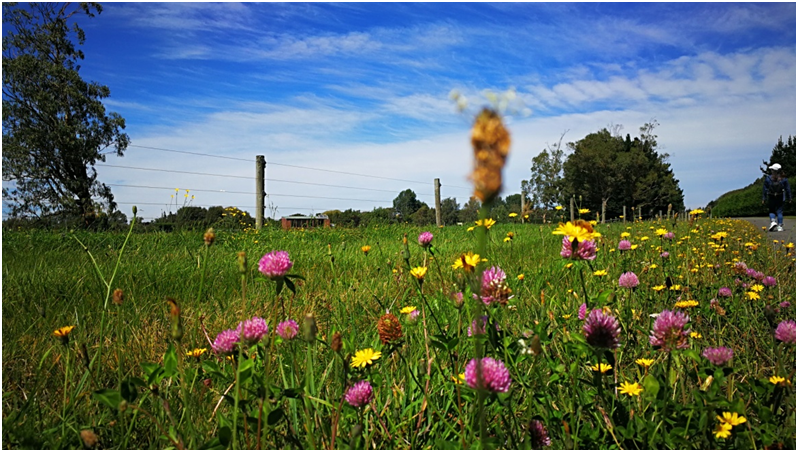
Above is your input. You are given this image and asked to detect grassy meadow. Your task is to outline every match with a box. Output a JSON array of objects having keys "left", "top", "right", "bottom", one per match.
[{"left": 2, "top": 215, "right": 796, "bottom": 449}]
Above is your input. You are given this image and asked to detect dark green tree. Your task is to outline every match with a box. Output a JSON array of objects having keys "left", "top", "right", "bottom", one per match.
[
  {"left": 763, "top": 135, "right": 795, "bottom": 178},
  {"left": 440, "top": 197, "right": 459, "bottom": 226},
  {"left": 392, "top": 189, "right": 422, "bottom": 220},
  {"left": 563, "top": 122, "right": 684, "bottom": 218},
  {"left": 2, "top": 2, "right": 129, "bottom": 226},
  {"left": 410, "top": 203, "right": 436, "bottom": 226},
  {"left": 459, "top": 196, "right": 481, "bottom": 223}
]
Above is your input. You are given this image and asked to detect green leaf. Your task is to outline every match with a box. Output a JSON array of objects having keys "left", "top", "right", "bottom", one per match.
[
  {"left": 597, "top": 289, "right": 614, "bottom": 305},
  {"left": 275, "top": 278, "right": 284, "bottom": 296},
  {"left": 683, "top": 349, "right": 701, "bottom": 362},
  {"left": 267, "top": 408, "right": 284, "bottom": 426},
  {"left": 642, "top": 374, "right": 660, "bottom": 400},
  {"left": 93, "top": 389, "right": 123, "bottom": 410},
  {"left": 238, "top": 358, "right": 255, "bottom": 386},
  {"left": 163, "top": 344, "right": 177, "bottom": 378},
  {"left": 120, "top": 379, "right": 138, "bottom": 403},
  {"left": 285, "top": 274, "right": 305, "bottom": 281},
  {"left": 430, "top": 340, "right": 447, "bottom": 352},
  {"left": 142, "top": 362, "right": 165, "bottom": 386},
  {"left": 284, "top": 277, "right": 296, "bottom": 295}
]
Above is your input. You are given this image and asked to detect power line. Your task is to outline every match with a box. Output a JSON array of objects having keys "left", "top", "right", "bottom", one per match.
[
  {"left": 127, "top": 144, "right": 251, "bottom": 162},
  {"left": 122, "top": 143, "right": 472, "bottom": 189},
  {"left": 108, "top": 183, "right": 253, "bottom": 195},
  {"left": 96, "top": 163, "right": 251, "bottom": 179}
]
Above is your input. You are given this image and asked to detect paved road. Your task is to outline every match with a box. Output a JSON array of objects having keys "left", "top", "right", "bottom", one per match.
[{"left": 732, "top": 217, "right": 796, "bottom": 242}]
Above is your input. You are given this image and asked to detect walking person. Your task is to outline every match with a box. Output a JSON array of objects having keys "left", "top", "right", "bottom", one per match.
[{"left": 762, "top": 163, "right": 792, "bottom": 232}]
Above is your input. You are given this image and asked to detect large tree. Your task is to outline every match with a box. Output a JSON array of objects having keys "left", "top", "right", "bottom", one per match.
[
  {"left": 392, "top": 189, "right": 422, "bottom": 220},
  {"left": 563, "top": 122, "right": 684, "bottom": 218},
  {"left": 3, "top": 2, "right": 129, "bottom": 225}
]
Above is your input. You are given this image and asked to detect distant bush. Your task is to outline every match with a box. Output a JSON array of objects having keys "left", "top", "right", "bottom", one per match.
[{"left": 709, "top": 177, "right": 795, "bottom": 217}]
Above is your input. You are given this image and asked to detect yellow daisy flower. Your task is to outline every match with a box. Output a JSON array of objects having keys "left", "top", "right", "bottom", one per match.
[
  {"left": 769, "top": 376, "right": 786, "bottom": 385},
  {"left": 618, "top": 381, "right": 643, "bottom": 396},
  {"left": 399, "top": 306, "right": 417, "bottom": 314},
  {"left": 636, "top": 358, "right": 655, "bottom": 368},
  {"left": 555, "top": 205, "right": 563, "bottom": 211},
  {"left": 410, "top": 267, "right": 428, "bottom": 280},
  {"left": 517, "top": 274, "right": 524, "bottom": 281},
  {"left": 655, "top": 228, "right": 668, "bottom": 237},
  {"left": 675, "top": 300, "right": 699, "bottom": 309},
  {"left": 620, "top": 232, "right": 631, "bottom": 238},
  {"left": 713, "top": 422, "right": 732, "bottom": 439},
  {"left": 590, "top": 363, "right": 612, "bottom": 374},
  {"left": 361, "top": 245, "right": 371, "bottom": 254},
  {"left": 452, "top": 252, "right": 483, "bottom": 271},
  {"left": 690, "top": 332, "right": 702, "bottom": 338},
  {"left": 579, "top": 208, "right": 590, "bottom": 214},
  {"left": 746, "top": 291, "right": 760, "bottom": 301},
  {"left": 652, "top": 285, "right": 666, "bottom": 292},
  {"left": 593, "top": 270, "right": 608, "bottom": 276},
  {"left": 509, "top": 212, "right": 518, "bottom": 218},
  {"left": 350, "top": 348, "right": 382, "bottom": 368},
  {"left": 717, "top": 412, "right": 746, "bottom": 427},
  {"left": 749, "top": 284, "right": 764, "bottom": 293},
  {"left": 186, "top": 348, "right": 208, "bottom": 358},
  {"left": 474, "top": 218, "right": 497, "bottom": 229},
  {"left": 54, "top": 325, "right": 75, "bottom": 338},
  {"left": 553, "top": 222, "right": 598, "bottom": 243}
]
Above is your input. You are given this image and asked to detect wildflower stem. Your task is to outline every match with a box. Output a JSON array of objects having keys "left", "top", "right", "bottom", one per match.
[
  {"left": 473, "top": 201, "right": 491, "bottom": 449},
  {"left": 577, "top": 265, "right": 589, "bottom": 308},
  {"left": 231, "top": 346, "right": 243, "bottom": 449}
]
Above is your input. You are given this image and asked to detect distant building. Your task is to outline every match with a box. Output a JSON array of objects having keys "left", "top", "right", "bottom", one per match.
[{"left": 281, "top": 214, "right": 330, "bottom": 230}]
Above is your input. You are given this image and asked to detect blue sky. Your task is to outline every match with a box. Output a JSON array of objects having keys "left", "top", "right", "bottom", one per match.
[{"left": 7, "top": 2, "right": 797, "bottom": 221}]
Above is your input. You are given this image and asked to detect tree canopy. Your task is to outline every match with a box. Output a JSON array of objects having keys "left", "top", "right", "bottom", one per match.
[
  {"left": 561, "top": 122, "right": 684, "bottom": 218},
  {"left": 2, "top": 2, "right": 129, "bottom": 226}
]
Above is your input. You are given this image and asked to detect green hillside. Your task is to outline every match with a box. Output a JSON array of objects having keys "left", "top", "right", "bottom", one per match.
[{"left": 709, "top": 176, "right": 796, "bottom": 217}]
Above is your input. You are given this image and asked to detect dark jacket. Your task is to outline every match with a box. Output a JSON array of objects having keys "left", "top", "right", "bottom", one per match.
[{"left": 763, "top": 175, "right": 792, "bottom": 202}]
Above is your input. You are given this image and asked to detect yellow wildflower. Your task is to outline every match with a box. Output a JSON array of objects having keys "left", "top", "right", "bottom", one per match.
[
  {"left": 553, "top": 221, "right": 599, "bottom": 243},
  {"left": 474, "top": 218, "right": 496, "bottom": 229},
  {"left": 509, "top": 212, "right": 518, "bottom": 218},
  {"left": 746, "top": 291, "right": 760, "bottom": 301},
  {"left": 593, "top": 269, "right": 608, "bottom": 276},
  {"left": 579, "top": 208, "right": 590, "bottom": 214},
  {"left": 361, "top": 245, "right": 371, "bottom": 254},
  {"left": 452, "top": 252, "right": 483, "bottom": 272},
  {"left": 555, "top": 205, "right": 563, "bottom": 210},
  {"left": 690, "top": 332, "right": 702, "bottom": 338},
  {"left": 652, "top": 285, "right": 666, "bottom": 292},
  {"left": 186, "top": 348, "right": 207, "bottom": 358},
  {"left": 618, "top": 381, "right": 643, "bottom": 396},
  {"left": 620, "top": 232, "right": 631, "bottom": 238},
  {"left": 350, "top": 348, "right": 382, "bottom": 368},
  {"left": 749, "top": 284, "right": 764, "bottom": 293},
  {"left": 717, "top": 412, "right": 746, "bottom": 427},
  {"left": 655, "top": 228, "right": 668, "bottom": 236},
  {"left": 636, "top": 358, "right": 655, "bottom": 368},
  {"left": 769, "top": 376, "right": 786, "bottom": 385},
  {"left": 675, "top": 300, "right": 699, "bottom": 309},
  {"left": 410, "top": 267, "right": 428, "bottom": 280},
  {"left": 399, "top": 306, "right": 417, "bottom": 314},
  {"left": 713, "top": 422, "right": 732, "bottom": 439},
  {"left": 517, "top": 274, "right": 524, "bottom": 281},
  {"left": 590, "top": 363, "right": 612, "bottom": 374}
]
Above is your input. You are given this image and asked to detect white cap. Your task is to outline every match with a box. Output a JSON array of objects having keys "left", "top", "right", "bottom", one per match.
[{"left": 769, "top": 163, "right": 782, "bottom": 171}]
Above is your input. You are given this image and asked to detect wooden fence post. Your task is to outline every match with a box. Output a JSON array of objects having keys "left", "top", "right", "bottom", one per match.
[
  {"left": 256, "top": 155, "right": 265, "bottom": 229},
  {"left": 570, "top": 196, "right": 575, "bottom": 223},
  {"left": 434, "top": 178, "right": 442, "bottom": 227},
  {"left": 623, "top": 205, "right": 626, "bottom": 224}
]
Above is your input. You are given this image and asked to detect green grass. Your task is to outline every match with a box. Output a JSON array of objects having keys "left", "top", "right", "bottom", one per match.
[{"left": 2, "top": 217, "right": 795, "bottom": 449}]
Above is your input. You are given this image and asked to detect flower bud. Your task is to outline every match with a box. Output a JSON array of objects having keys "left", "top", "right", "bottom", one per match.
[
  {"left": 131, "top": 205, "right": 137, "bottom": 216},
  {"left": 331, "top": 331, "right": 343, "bottom": 353},
  {"left": 112, "top": 288, "right": 124, "bottom": 305},
  {"left": 167, "top": 298, "right": 183, "bottom": 342},
  {"left": 302, "top": 313, "right": 318, "bottom": 342},
  {"left": 237, "top": 251, "right": 247, "bottom": 274},
  {"left": 203, "top": 228, "right": 215, "bottom": 247}
]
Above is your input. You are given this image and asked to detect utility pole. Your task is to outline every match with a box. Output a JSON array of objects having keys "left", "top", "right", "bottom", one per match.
[
  {"left": 256, "top": 155, "right": 265, "bottom": 229},
  {"left": 434, "top": 178, "right": 442, "bottom": 227}
]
